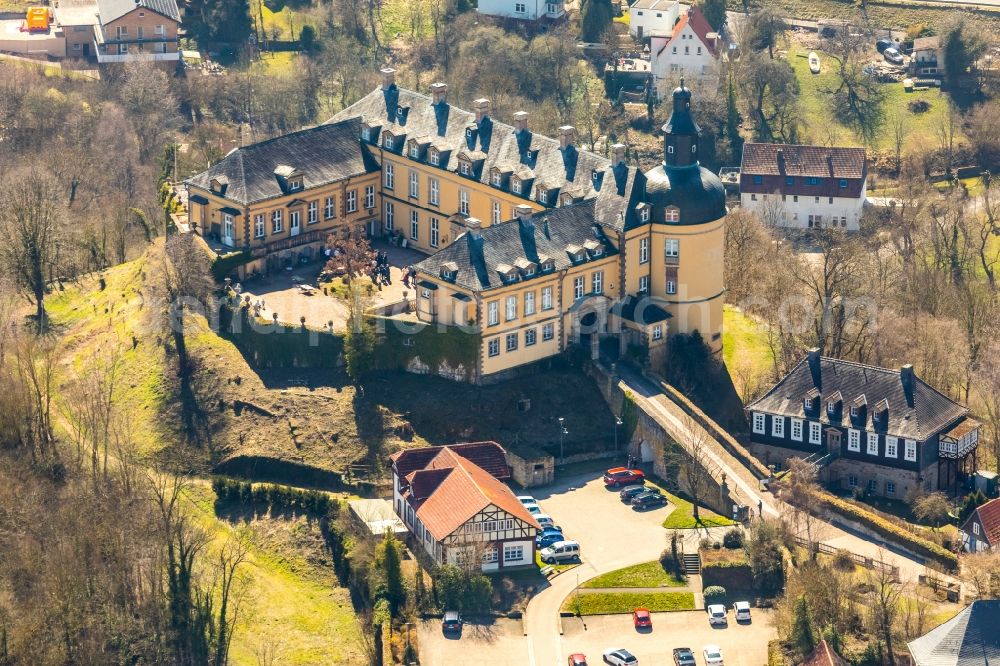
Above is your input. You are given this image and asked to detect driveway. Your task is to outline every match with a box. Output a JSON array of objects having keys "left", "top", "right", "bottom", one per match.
[
  {"left": 524, "top": 469, "right": 675, "bottom": 666},
  {"left": 418, "top": 619, "right": 528, "bottom": 666},
  {"left": 561, "top": 609, "right": 776, "bottom": 666}
]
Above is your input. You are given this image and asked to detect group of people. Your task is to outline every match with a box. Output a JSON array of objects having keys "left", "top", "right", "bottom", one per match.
[
  {"left": 401, "top": 266, "right": 418, "bottom": 289},
  {"left": 368, "top": 251, "right": 392, "bottom": 289}
]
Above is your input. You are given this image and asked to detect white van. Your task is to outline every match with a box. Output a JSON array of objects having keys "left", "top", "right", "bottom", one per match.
[{"left": 539, "top": 540, "right": 580, "bottom": 564}]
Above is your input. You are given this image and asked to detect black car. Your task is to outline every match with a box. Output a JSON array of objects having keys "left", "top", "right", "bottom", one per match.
[
  {"left": 632, "top": 490, "right": 668, "bottom": 509},
  {"left": 673, "top": 647, "right": 696, "bottom": 666},
  {"left": 619, "top": 485, "right": 647, "bottom": 503},
  {"left": 876, "top": 38, "right": 894, "bottom": 53}
]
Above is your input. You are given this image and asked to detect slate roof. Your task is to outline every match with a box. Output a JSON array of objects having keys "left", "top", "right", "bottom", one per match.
[
  {"left": 97, "top": 0, "right": 180, "bottom": 23},
  {"left": 962, "top": 497, "right": 1000, "bottom": 547},
  {"left": 746, "top": 354, "right": 969, "bottom": 441},
  {"left": 741, "top": 143, "right": 866, "bottom": 179},
  {"left": 391, "top": 444, "right": 539, "bottom": 541},
  {"left": 413, "top": 201, "right": 617, "bottom": 293},
  {"left": 327, "top": 86, "right": 611, "bottom": 204},
  {"left": 184, "top": 119, "right": 380, "bottom": 206},
  {"left": 907, "top": 601, "right": 1000, "bottom": 666}
]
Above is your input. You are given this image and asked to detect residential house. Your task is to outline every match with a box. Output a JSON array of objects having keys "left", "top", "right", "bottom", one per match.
[
  {"left": 907, "top": 601, "right": 1000, "bottom": 665},
  {"left": 184, "top": 119, "right": 381, "bottom": 275},
  {"left": 410, "top": 82, "right": 727, "bottom": 381},
  {"left": 739, "top": 143, "right": 868, "bottom": 230},
  {"left": 746, "top": 350, "right": 981, "bottom": 498},
  {"left": 389, "top": 442, "right": 540, "bottom": 571},
  {"left": 325, "top": 71, "right": 607, "bottom": 255},
  {"left": 959, "top": 497, "right": 1000, "bottom": 552},
  {"left": 476, "top": 0, "right": 565, "bottom": 22},
  {"left": 629, "top": 0, "right": 680, "bottom": 40},
  {"left": 93, "top": 0, "right": 180, "bottom": 64},
  {"left": 649, "top": 6, "right": 721, "bottom": 95},
  {"left": 911, "top": 36, "right": 942, "bottom": 77}
]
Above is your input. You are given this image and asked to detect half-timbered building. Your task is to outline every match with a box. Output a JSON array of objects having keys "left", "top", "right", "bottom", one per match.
[{"left": 389, "top": 442, "right": 540, "bottom": 571}]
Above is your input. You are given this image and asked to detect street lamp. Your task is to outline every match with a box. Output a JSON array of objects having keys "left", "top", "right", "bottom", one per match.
[
  {"left": 559, "top": 417, "right": 567, "bottom": 461},
  {"left": 614, "top": 416, "right": 623, "bottom": 453}
]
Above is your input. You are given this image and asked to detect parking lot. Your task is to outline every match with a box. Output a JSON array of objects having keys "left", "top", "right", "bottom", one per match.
[{"left": 418, "top": 608, "right": 776, "bottom": 666}]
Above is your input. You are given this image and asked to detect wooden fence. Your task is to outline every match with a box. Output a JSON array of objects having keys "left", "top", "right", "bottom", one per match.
[{"left": 791, "top": 535, "right": 900, "bottom": 581}]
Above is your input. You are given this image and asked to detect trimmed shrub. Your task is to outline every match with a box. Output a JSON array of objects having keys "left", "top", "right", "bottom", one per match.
[
  {"left": 704, "top": 585, "right": 727, "bottom": 604},
  {"left": 723, "top": 528, "right": 745, "bottom": 549}
]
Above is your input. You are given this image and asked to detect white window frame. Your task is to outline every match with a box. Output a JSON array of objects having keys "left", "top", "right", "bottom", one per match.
[
  {"left": 410, "top": 210, "right": 419, "bottom": 240},
  {"left": 460, "top": 161, "right": 471, "bottom": 176},
  {"left": 666, "top": 279, "right": 677, "bottom": 295},
  {"left": 409, "top": 170, "right": 419, "bottom": 199},
  {"left": 488, "top": 301, "right": 499, "bottom": 326},
  {"left": 525, "top": 328, "right": 537, "bottom": 346},
  {"left": 430, "top": 178, "right": 440, "bottom": 206},
  {"left": 973, "top": 522, "right": 981, "bottom": 536},
  {"left": 639, "top": 237, "right": 649, "bottom": 264},
  {"left": 514, "top": 2, "right": 526, "bottom": 12},
  {"left": 791, "top": 418, "right": 803, "bottom": 442},
  {"left": 542, "top": 323, "right": 554, "bottom": 341},
  {"left": 592, "top": 271, "right": 603, "bottom": 295},
  {"left": 752, "top": 412, "right": 765, "bottom": 434},
  {"left": 488, "top": 338, "right": 500, "bottom": 356},
  {"left": 639, "top": 275, "right": 649, "bottom": 293},
  {"left": 482, "top": 546, "right": 498, "bottom": 563},
  {"left": 324, "top": 196, "right": 335, "bottom": 220},
  {"left": 384, "top": 201, "right": 394, "bottom": 230},
  {"left": 365, "top": 186, "right": 375, "bottom": 209},
  {"left": 886, "top": 481, "right": 896, "bottom": 496},
  {"left": 506, "top": 333, "right": 518, "bottom": 352},
  {"left": 867, "top": 432, "right": 879, "bottom": 456},
  {"left": 430, "top": 218, "right": 439, "bottom": 248},
  {"left": 665, "top": 238, "right": 679, "bottom": 259},
  {"left": 384, "top": 162, "right": 394, "bottom": 189},
  {"left": 904, "top": 439, "right": 917, "bottom": 462},
  {"left": 505, "top": 295, "right": 517, "bottom": 321},
  {"left": 346, "top": 190, "right": 357, "bottom": 213},
  {"left": 492, "top": 201, "right": 502, "bottom": 225},
  {"left": 430, "top": 150, "right": 440, "bottom": 166},
  {"left": 573, "top": 276, "right": 585, "bottom": 300},
  {"left": 254, "top": 214, "right": 265, "bottom": 238},
  {"left": 525, "top": 291, "right": 535, "bottom": 315},
  {"left": 271, "top": 209, "right": 283, "bottom": 233},
  {"left": 652, "top": 324, "right": 663, "bottom": 341},
  {"left": 307, "top": 200, "right": 318, "bottom": 224},
  {"left": 885, "top": 436, "right": 898, "bottom": 458},
  {"left": 541, "top": 287, "right": 553, "bottom": 310},
  {"left": 809, "top": 421, "right": 821, "bottom": 445},
  {"left": 459, "top": 190, "right": 469, "bottom": 216},
  {"left": 772, "top": 417, "right": 784, "bottom": 438},
  {"left": 503, "top": 544, "right": 524, "bottom": 562},
  {"left": 848, "top": 429, "right": 861, "bottom": 452}
]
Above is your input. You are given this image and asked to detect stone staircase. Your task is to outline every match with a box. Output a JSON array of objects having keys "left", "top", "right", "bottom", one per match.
[{"left": 682, "top": 553, "right": 702, "bottom": 574}]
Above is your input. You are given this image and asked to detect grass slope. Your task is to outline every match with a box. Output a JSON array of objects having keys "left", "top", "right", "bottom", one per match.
[
  {"left": 788, "top": 44, "right": 960, "bottom": 153},
  {"left": 660, "top": 489, "right": 737, "bottom": 530},
  {"left": 582, "top": 561, "right": 686, "bottom": 588},
  {"left": 564, "top": 591, "right": 696, "bottom": 614},
  {"left": 723, "top": 305, "right": 775, "bottom": 378}
]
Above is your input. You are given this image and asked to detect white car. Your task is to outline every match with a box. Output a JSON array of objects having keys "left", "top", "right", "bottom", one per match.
[
  {"left": 703, "top": 645, "right": 724, "bottom": 666},
  {"left": 707, "top": 604, "right": 727, "bottom": 626},
  {"left": 603, "top": 647, "right": 639, "bottom": 665},
  {"left": 524, "top": 503, "right": 543, "bottom": 515},
  {"left": 535, "top": 513, "right": 558, "bottom": 530},
  {"left": 733, "top": 601, "right": 751, "bottom": 622},
  {"left": 517, "top": 495, "right": 536, "bottom": 505}
]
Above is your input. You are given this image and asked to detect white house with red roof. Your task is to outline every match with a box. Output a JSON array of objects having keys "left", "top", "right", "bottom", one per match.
[
  {"left": 960, "top": 497, "right": 1000, "bottom": 552},
  {"left": 649, "top": 6, "right": 722, "bottom": 94},
  {"left": 389, "top": 442, "right": 541, "bottom": 571}
]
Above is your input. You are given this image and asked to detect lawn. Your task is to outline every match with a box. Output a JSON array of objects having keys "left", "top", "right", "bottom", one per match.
[
  {"left": 787, "top": 44, "right": 961, "bottom": 153},
  {"left": 257, "top": 50, "right": 298, "bottom": 75},
  {"left": 723, "top": 305, "right": 775, "bottom": 392},
  {"left": 536, "top": 551, "right": 581, "bottom": 573},
  {"left": 727, "top": 0, "right": 1000, "bottom": 33},
  {"left": 581, "top": 561, "right": 686, "bottom": 588},
  {"left": 659, "top": 487, "right": 737, "bottom": 530},
  {"left": 563, "top": 591, "right": 696, "bottom": 615}
]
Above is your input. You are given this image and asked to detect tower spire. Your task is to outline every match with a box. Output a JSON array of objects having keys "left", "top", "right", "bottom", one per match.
[{"left": 662, "top": 80, "right": 700, "bottom": 168}]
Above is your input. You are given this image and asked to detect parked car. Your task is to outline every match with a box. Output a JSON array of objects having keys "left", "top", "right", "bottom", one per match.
[
  {"left": 703, "top": 645, "right": 724, "bottom": 666},
  {"left": 733, "top": 601, "right": 752, "bottom": 623},
  {"left": 604, "top": 467, "right": 645, "bottom": 487},
  {"left": 876, "top": 37, "right": 894, "bottom": 53},
  {"left": 603, "top": 648, "right": 639, "bottom": 665},
  {"left": 517, "top": 495, "right": 537, "bottom": 506},
  {"left": 619, "top": 485, "right": 648, "bottom": 502},
  {"left": 524, "top": 503, "right": 543, "bottom": 515},
  {"left": 536, "top": 529, "right": 566, "bottom": 549},
  {"left": 884, "top": 47, "right": 904, "bottom": 64},
  {"left": 707, "top": 604, "right": 727, "bottom": 626},
  {"left": 535, "top": 514, "right": 559, "bottom": 530},
  {"left": 442, "top": 611, "right": 462, "bottom": 633},
  {"left": 540, "top": 540, "right": 581, "bottom": 564},
  {"left": 673, "top": 648, "right": 696, "bottom": 666},
  {"left": 568, "top": 655, "right": 588, "bottom": 666},
  {"left": 632, "top": 608, "right": 652, "bottom": 630},
  {"left": 632, "top": 490, "right": 668, "bottom": 509}
]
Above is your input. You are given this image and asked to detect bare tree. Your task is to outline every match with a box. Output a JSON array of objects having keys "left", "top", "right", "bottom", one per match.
[
  {"left": 667, "top": 415, "right": 717, "bottom": 522},
  {"left": 865, "top": 559, "right": 904, "bottom": 666},
  {"left": 961, "top": 551, "right": 1000, "bottom": 599}
]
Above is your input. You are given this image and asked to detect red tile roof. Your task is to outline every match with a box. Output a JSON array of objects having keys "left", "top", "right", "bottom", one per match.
[
  {"left": 971, "top": 497, "right": 1000, "bottom": 546},
  {"left": 392, "top": 443, "right": 538, "bottom": 541},
  {"left": 801, "top": 640, "right": 849, "bottom": 666},
  {"left": 740, "top": 143, "right": 867, "bottom": 198},
  {"left": 657, "top": 6, "right": 717, "bottom": 56}
]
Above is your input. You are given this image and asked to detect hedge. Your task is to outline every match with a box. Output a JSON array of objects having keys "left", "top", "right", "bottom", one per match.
[
  {"left": 814, "top": 491, "right": 958, "bottom": 571},
  {"left": 701, "top": 561, "right": 753, "bottom": 590},
  {"left": 211, "top": 476, "right": 337, "bottom": 515},
  {"left": 212, "top": 250, "right": 253, "bottom": 283}
]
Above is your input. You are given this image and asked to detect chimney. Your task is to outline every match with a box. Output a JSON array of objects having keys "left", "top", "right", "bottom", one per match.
[
  {"left": 380, "top": 67, "right": 396, "bottom": 91},
  {"left": 559, "top": 125, "right": 576, "bottom": 150},
  {"left": 776, "top": 148, "right": 785, "bottom": 174},
  {"left": 473, "top": 98, "right": 491, "bottom": 123},
  {"left": 611, "top": 143, "right": 626, "bottom": 166},
  {"left": 515, "top": 204, "right": 533, "bottom": 225},
  {"left": 513, "top": 111, "right": 529, "bottom": 133},
  {"left": 900, "top": 364, "right": 915, "bottom": 405},
  {"left": 430, "top": 82, "right": 448, "bottom": 105},
  {"left": 826, "top": 153, "right": 834, "bottom": 176},
  {"left": 465, "top": 217, "right": 482, "bottom": 237},
  {"left": 807, "top": 347, "right": 821, "bottom": 388}
]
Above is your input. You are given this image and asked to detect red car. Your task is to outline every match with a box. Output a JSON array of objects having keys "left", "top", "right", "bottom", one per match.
[
  {"left": 633, "top": 608, "right": 652, "bottom": 630},
  {"left": 567, "top": 654, "right": 588, "bottom": 666},
  {"left": 604, "top": 467, "right": 645, "bottom": 487}
]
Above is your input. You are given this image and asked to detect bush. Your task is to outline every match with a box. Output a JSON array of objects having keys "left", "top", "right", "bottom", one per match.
[
  {"left": 723, "top": 529, "right": 745, "bottom": 549},
  {"left": 703, "top": 585, "right": 727, "bottom": 604},
  {"left": 211, "top": 476, "right": 338, "bottom": 516}
]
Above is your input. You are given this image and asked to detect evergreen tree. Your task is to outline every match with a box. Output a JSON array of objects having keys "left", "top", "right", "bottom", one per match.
[
  {"left": 791, "top": 595, "right": 816, "bottom": 655},
  {"left": 726, "top": 77, "right": 743, "bottom": 160},
  {"left": 695, "top": 0, "right": 727, "bottom": 32},
  {"left": 374, "top": 533, "right": 405, "bottom": 616},
  {"left": 580, "top": 0, "right": 613, "bottom": 43}
]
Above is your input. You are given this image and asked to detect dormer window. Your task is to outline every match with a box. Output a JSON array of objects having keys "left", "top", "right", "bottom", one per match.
[
  {"left": 288, "top": 177, "right": 302, "bottom": 192},
  {"left": 665, "top": 206, "right": 680, "bottom": 222},
  {"left": 430, "top": 149, "right": 440, "bottom": 166},
  {"left": 209, "top": 176, "right": 228, "bottom": 194},
  {"left": 383, "top": 133, "right": 395, "bottom": 150},
  {"left": 460, "top": 160, "right": 471, "bottom": 176},
  {"left": 850, "top": 406, "right": 859, "bottom": 418},
  {"left": 496, "top": 264, "right": 518, "bottom": 283},
  {"left": 636, "top": 203, "right": 651, "bottom": 223},
  {"left": 804, "top": 397, "right": 813, "bottom": 410},
  {"left": 363, "top": 127, "right": 372, "bottom": 142},
  {"left": 539, "top": 255, "right": 554, "bottom": 272},
  {"left": 537, "top": 187, "right": 548, "bottom": 204},
  {"left": 439, "top": 261, "right": 459, "bottom": 281},
  {"left": 827, "top": 402, "right": 836, "bottom": 414},
  {"left": 409, "top": 143, "right": 420, "bottom": 159},
  {"left": 512, "top": 178, "right": 522, "bottom": 195}
]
